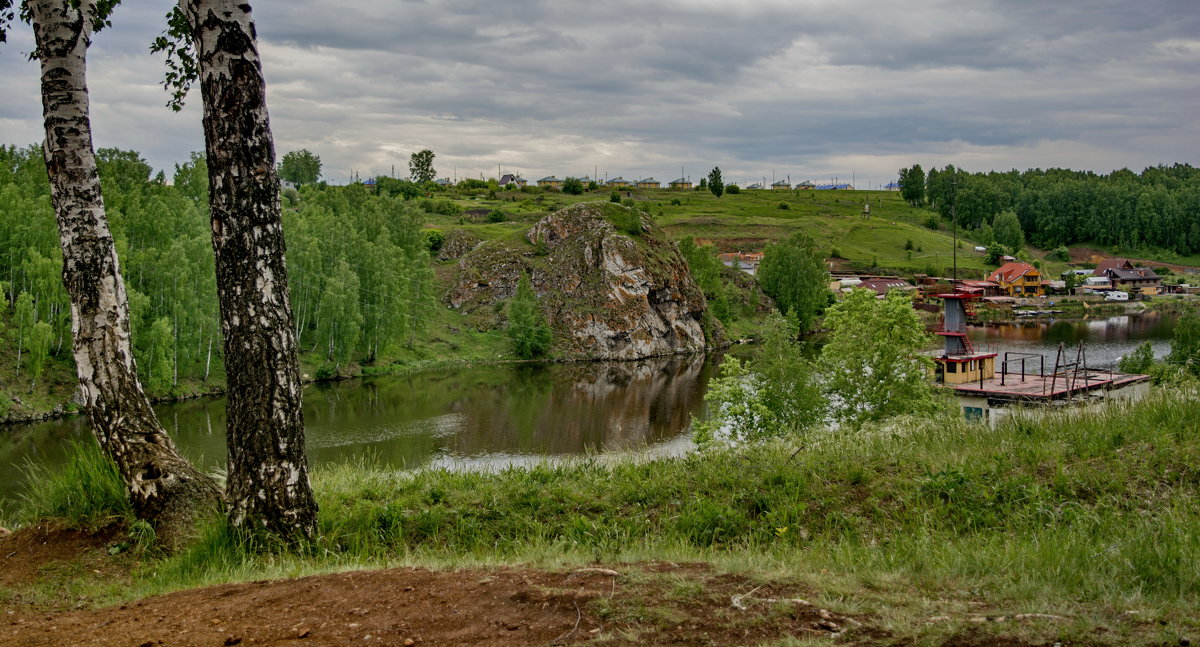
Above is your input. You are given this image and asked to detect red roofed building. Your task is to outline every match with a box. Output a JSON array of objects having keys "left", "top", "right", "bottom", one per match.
[{"left": 987, "top": 262, "right": 1043, "bottom": 297}]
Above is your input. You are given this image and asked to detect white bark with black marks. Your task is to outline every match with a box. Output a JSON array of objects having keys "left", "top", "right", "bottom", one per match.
[
  {"left": 182, "top": 0, "right": 318, "bottom": 540},
  {"left": 27, "top": 0, "right": 220, "bottom": 545}
]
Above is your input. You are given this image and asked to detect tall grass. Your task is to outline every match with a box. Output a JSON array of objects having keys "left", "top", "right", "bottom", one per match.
[
  {"left": 139, "top": 387, "right": 1200, "bottom": 619},
  {"left": 18, "top": 439, "right": 132, "bottom": 528}
]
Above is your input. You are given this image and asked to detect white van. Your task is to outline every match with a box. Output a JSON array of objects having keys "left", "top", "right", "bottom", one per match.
[{"left": 1105, "top": 291, "right": 1129, "bottom": 302}]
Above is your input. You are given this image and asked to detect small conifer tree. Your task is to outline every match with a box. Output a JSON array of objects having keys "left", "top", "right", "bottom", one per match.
[{"left": 508, "top": 272, "right": 552, "bottom": 359}]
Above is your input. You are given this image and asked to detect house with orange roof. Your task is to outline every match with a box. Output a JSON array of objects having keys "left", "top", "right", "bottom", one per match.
[{"left": 987, "top": 262, "right": 1044, "bottom": 297}]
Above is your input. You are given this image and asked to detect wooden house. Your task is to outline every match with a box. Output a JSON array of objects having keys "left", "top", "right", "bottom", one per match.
[
  {"left": 987, "top": 262, "right": 1044, "bottom": 297},
  {"left": 636, "top": 177, "right": 661, "bottom": 189},
  {"left": 669, "top": 178, "right": 692, "bottom": 190},
  {"left": 537, "top": 176, "right": 563, "bottom": 189}
]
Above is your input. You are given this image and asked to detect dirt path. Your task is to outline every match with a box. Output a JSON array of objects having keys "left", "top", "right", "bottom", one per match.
[{"left": 0, "top": 526, "right": 873, "bottom": 647}]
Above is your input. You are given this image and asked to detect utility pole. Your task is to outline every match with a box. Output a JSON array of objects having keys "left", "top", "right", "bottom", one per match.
[{"left": 951, "top": 176, "right": 959, "bottom": 284}]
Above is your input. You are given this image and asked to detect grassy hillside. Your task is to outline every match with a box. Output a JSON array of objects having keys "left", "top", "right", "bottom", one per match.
[{"left": 423, "top": 187, "right": 1028, "bottom": 279}]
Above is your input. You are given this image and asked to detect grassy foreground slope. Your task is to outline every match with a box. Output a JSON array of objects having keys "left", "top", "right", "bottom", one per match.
[{"left": 12, "top": 385, "right": 1196, "bottom": 645}]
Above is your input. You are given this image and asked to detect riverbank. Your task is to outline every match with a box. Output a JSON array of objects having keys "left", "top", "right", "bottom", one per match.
[
  {"left": 972, "top": 293, "right": 1195, "bottom": 323},
  {"left": 3, "top": 386, "right": 1198, "bottom": 645}
]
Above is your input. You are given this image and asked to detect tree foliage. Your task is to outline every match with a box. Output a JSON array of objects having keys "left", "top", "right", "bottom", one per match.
[
  {"left": 693, "top": 312, "right": 823, "bottom": 447},
  {"left": 678, "top": 237, "right": 730, "bottom": 325},
  {"left": 1118, "top": 341, "right": 1156, "bottom": 375},
  {"left": 819, "top": 289, "right": 942, "bottom": 428},
  {"left": 914, "top": 163, "right": 1200, "bottom": 255},
  {"left": 898, "top": 164, "right": 925, "bottom": 206},
  {"left": 278, "top": 148, "right": 321, "bottom": 186},
  {"left": 992, "top": 211, "right": 1025, "bottom": 251},
  {"left": 562, "top": 177, "right": 583, "bottom": 195},
  {"left": 507, "top": 271, "right": 551, "bottom": 359},
  {"left": 0, "top": 146, "right": 439, "bottom": 389},
  {"left": 409, "top": 149, "right": 436, "bottom": 184},
  {"left": 707, "top": 167, "right": 724, "bottom": 198},
  {"left": 756, "top": 232, "right": 828, "bottom": 332},
  {"left": 1168, "top": 308, "right": 1200, "bottom": 376}
]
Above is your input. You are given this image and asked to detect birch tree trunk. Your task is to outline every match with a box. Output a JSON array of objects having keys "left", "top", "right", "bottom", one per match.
[
  {"left": 27, "top": 0, "right": 220, "bottom": 545},
  {"left": 182, "top": 0, "right": 318, "bottom": 540}
]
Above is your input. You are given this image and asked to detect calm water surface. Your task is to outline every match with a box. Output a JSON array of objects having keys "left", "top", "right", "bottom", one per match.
[
  {"left": 0, "top": 354, "right": 723, "bottom": 505},
  {"left": 0, "top": 310, "right": 1180, "bottom": 508}
]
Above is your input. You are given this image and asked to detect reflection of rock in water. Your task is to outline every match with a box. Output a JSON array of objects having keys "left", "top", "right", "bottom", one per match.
[{"left": 446, "top": 355, "right": 711, "bottom": 456}]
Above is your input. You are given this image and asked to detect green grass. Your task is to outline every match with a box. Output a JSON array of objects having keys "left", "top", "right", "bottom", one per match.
[
  {"left": 102, "top": 387, "right": 1196, "bottom": 637},
  {"left": 432, "top": 188, "right": 995, "bottom": 276},
  {"left": 13, "top": 385, "right": 1200, "bottom": 642},
  {"left": 16, "top": 440, "right": 132, "bottom": 529}
]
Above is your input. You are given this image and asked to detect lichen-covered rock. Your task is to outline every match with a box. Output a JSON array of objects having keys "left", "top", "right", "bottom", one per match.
[
  {"left": 447, "top": 202, "right": 723, "bottom": 360},
  {"left": 437, "top": 228, "right": 482, "bottom": 261}
]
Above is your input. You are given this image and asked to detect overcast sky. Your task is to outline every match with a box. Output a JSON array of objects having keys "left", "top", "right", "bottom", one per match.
[{"left": 2, "top": 0, "right": 1198, "bottom": 188}]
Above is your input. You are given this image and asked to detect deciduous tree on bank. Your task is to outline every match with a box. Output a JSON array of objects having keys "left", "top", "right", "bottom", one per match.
[
  {"left": 756, "top": 232, "right": 829, "bottom": 333},
  {"left": 278, "top": 149, "right": 321, "bottom": 186},
  {"left": 176, "top": 0, "right": 319, "bottom": 540},
  {"left": 409, "top": 149, "right": 436, "bottom": 184},
  {"left": 2, "top": 0, "right": 220, "bottom": 544},
  {"left": 820, "top": 289, "right": 942, "bottom": 427}
]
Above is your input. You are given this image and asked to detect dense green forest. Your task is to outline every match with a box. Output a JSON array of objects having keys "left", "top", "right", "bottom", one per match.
[
  {"left": 0, "top": 145, "right": 435, "bottom": 396},
  {"left": 903, "top": 163, "right": 1200, "bottom": 255}
]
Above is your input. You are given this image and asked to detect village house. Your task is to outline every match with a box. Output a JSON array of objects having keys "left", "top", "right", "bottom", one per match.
[
  {"left": 1094, "top": 259, "right": 1162, "bottom": 296},
  {"left": 636, "top": 178, "right": 661, "bottom": 189},
  {"left": 498, "top": 174, "right": 528, "bottom": 187},
  {"left": 537, "top": 176, "right": 563, "bottom": 189},
  {"left": 987, "top": 262, "right": 1044, "bottom": 297},
  {"left": 669, "top": 178, "right": 692, "bottom": 190},
  {"left": 607, "top": 177, "right": 630, "bottom": 188},
  {"left": 745, "top": 182, "right": 764, "bottom": 190},
  {"left": 771, "top": 180, "right": 791, "bottom": 190},
  {"left": 795, "top": 181, "right": 815, "bottom": 190}
]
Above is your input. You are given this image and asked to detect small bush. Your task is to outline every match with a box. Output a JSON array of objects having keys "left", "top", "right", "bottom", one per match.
[
  {"left": 423, "top": 229, "right": 445, "bottom": 252},
  {"left": 777, "top": 201, "right": 790, "bottom": 210},
  {"left": 925, "top": 214, "right": 940, "bottom": 230},
  {"left": 725, "top": 184, "right": 740, "bottom": 195},
  {"left": 904, "top": 238, "right": 915, "bottom": 251},
  {"left": 19, "top": 441, "right": 131, "bottom": 527},
  {"left": 487, "top": 209, "right": 506, "bottom": 223},
  {"left": 281, "top": 187, "right": 300, "bottom": 206},
  {"left": 609, "top": 191, "right": 621, "bottom": 203},
  {"left": 670, "top": 198, "right": 682, "bottom": 206}
]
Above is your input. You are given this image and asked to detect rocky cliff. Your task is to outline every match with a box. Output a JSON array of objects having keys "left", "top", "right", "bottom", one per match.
[{"left": 446, "top": 202, "right": 722, "bottom": 360}]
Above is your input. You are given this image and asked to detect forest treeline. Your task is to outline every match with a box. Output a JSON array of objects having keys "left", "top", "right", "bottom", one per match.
[
  {"left": 0, "top": 145, "right": 436, "bottom": 394},
  {"left": 898, "top": 163, "right": 1200, "bottom": 255}
]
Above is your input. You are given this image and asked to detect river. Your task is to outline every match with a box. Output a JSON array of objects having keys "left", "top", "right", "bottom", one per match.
[{"left": 0, "top": 311, "right": 1180, "bottom": 508}]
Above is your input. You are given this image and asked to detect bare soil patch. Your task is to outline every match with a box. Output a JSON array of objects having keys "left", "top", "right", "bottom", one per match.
[
  {"left": 0, "top": 527, "right": 1076, "bottom": 646},
  {"left": 1069, "top": 246, "right": 1198, "bottom": 273}
]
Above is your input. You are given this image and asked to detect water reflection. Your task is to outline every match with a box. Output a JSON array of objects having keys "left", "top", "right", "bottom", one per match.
[
  {"left": 969, "top": 311, "right": 1178, "bottom": 369},
  {"left": 1, "top": 354, "right": 720, "bottom": 504}
]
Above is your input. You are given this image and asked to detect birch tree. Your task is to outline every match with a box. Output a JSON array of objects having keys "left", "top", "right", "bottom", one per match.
[
  {"left": 163, "top": 0, "right": 319, "bottom": 539},
  {"left": 1, "top": 0, "right": 220, "bottom": 543}
]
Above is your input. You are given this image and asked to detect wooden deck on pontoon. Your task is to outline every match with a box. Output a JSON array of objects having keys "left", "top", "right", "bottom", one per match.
[{"left": 948, "top": 371, "right": 1150, "bottom": 402}]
